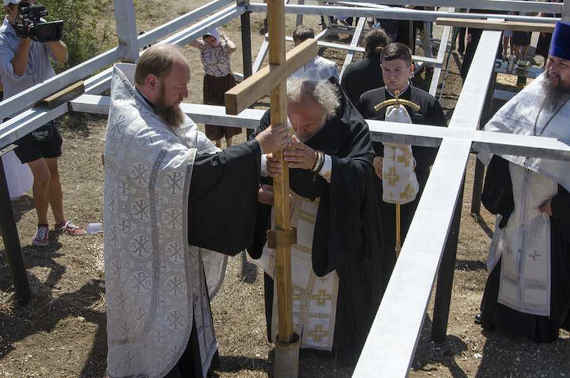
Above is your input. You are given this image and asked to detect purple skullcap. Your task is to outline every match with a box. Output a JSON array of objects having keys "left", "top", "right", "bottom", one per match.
[{"left": 549, "top": 21, "right": 570, "bottom": 60}]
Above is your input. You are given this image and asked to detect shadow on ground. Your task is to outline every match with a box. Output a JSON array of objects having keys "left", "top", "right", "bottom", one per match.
[
  {"left": 0, "top": 242, "right": 107, "bottom": 377},
  {"left": 412, "top": 315, "right": 469, "bottom": 378}
]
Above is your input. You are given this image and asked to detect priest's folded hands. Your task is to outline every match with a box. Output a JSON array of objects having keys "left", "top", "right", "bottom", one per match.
[{"left": 283, "top": 134, "right": 320, "bottom": 170}]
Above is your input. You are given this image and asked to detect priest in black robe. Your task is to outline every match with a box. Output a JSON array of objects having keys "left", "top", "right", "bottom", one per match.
[
  {"left": 248, "top": 78, "right": 393, "bottom": 366},
  {"left": 341, "top": 28, "right": 389, "bottom": 105},
  {"left": 358, "top": 42, "right": 446, "bottom": 261}
]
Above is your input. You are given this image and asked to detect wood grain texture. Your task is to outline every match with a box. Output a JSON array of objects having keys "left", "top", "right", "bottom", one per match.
[
  {"left": 224, "top": 38, "right": 317, "bottom": 115},
  {"left": 436, "top": 17, "right": 555, "bottom": 32}
]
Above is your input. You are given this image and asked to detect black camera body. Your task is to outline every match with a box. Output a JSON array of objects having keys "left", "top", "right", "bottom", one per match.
[{"left": 13, "top": 1, "right": 63, "bottom": 43}]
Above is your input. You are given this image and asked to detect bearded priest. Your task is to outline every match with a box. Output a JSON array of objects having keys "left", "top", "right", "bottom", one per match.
[
  {"left": 103, "top": 44, "right": 289, "bottom": 378},
  {"left": 478, "top": 21, "right": 570, "bottom": 343}
]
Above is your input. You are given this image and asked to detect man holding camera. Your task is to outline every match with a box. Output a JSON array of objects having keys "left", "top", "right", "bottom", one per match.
[{"left": 1, "top": 0, "right": 84, "bottom": 246}]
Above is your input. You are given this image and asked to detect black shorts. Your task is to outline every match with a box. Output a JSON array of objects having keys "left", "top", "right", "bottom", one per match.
[{"left": 13, "top": 121, "right": 63, "bottom": 164}]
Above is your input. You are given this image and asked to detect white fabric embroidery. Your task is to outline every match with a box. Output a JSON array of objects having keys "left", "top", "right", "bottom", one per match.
[
  {"left": 291, "top": 56, "right": 339, "bottom": 81},
  {"left": 479, "top": 73, "right": 570, "bottom": 192},
  {"left": 478, "top": 73, "right": 570, "bottom": 317},
  {"left": 492, "top": 163, "right": 556, "bottom": 316},
  {"left": 381, "top": 105, "right": 419, "bottom": 204},
  {"left": 104, "top": 63, "right": 226, "bottom": 378},
  {"left": 257, "top": 195, "right": 339, "bottom": 351}
]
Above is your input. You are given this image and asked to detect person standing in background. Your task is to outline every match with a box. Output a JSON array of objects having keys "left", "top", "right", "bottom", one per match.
[{"left": 190, "top": 29, "right": 240, "bottom": 148}]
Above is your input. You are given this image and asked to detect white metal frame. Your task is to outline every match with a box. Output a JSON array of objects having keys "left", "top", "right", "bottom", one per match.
[{"left": 1, "top": 1, "right": 569, "bottom": 377}]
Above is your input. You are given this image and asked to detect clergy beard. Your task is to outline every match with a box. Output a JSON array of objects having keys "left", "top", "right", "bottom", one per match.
[
  {"left": 154, "top": 85, "right": 185, "bottom": 128},
  {"left": 542, "top": 72, "right": 570, "bottom": 112},
  {"left": 155, "top": 104, "right": 185, "bottom": 129}
]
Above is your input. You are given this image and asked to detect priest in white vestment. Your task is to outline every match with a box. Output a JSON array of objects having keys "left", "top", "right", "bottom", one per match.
[
  {"left": 478, "top": 21, "right": 570, "bottom": 342},
  {"left": 104, "top": 45, "right": 288, "bottom": 378}
]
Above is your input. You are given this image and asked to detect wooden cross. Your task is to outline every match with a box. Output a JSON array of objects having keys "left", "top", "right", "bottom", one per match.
[{"left": 224, "top": 0, "right": 318, "bottom": 353}]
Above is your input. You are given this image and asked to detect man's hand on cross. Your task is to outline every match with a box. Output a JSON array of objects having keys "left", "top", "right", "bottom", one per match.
[{"left": 255, "top": 125, "right": 290, "bottom": 154}]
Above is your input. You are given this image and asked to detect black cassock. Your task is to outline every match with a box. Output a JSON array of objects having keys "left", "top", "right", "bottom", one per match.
[
  {"left": 358, "top": 85, "right": 446, "bottom": 259},
  {"left": 341, "top": 54, "right": 384, "bottom": 107},
  {"left": 480, "top": 156, "right": 570, "bottom": 342},
  {"left": 165, "top": 140, "right": 262, "bottom": 378},
  {"left": 248, "top": 86, "right": 393, "bottom": 365}
]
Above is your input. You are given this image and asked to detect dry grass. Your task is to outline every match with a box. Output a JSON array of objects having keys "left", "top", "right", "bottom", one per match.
[{"left": 1, "top": 3, "right": 570, "bottom": 377}]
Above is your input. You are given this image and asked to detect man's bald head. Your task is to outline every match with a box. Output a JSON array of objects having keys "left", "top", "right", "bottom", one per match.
[{"left": 135, "top": 44, "right": 189, "bottom": 87}]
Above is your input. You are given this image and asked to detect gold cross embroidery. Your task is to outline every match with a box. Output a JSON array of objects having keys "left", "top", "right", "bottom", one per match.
[
  {"left": 311, "top": 289, "right": 332, "bottom": 306},
  {"left": 397, "top": 149, "right": 412, "bottom": 167},
  {"left": 385, "top": 166, "right": 400, "bottom": 186},
  {"left": 308, "top": 324, "right": 329, "bottom": 342},
  {"left": 401, "top": 183, "right": 416, "bottom": 201},
  {"left": 292, "top": 287, "right": 306, "bottom": 301}
]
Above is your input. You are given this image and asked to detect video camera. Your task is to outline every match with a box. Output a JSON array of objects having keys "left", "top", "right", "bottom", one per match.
[{"left": 13, "top": 1, "right": 63, "bottom": 42}]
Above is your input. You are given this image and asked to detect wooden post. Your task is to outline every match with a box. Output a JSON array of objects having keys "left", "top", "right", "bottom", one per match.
[
  {"left": 223, "top": 6, "right": 317, "bottom": 375},
  {"left": 267, "top": 0, "right": 294, "bottom": 345},
  {"left": 0, "top": 148, "right": 30, "bottom": 305}
]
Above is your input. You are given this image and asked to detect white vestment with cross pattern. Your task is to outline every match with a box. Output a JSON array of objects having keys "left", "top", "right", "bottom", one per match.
[
  {"left": 480, "top": 74, "right": 570, "bottom": 316},
  {"left": 258, "top": 194, "right": 339, "bottom": 351},
  {"left": 104, "top": 63, "right": 227, "bottom": 378}
]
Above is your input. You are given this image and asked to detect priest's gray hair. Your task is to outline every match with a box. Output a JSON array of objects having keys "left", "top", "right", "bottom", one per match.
[{"left": 286, "top": 78, "right": 340, "bottom": 118}]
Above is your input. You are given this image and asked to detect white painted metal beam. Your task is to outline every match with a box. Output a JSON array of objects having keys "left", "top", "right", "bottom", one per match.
[
  {"left": 325, "top": 0, "right": 563, "bottom": 14},
  {"left": 0, "top": 48, "right": 119, "bottom": 119},
  {"left": 0, "top": 5, "right": 244, "bottom": 150},
  {"left": 137, "top": 0, "right": 234, "bottom": 48},
  {"left": 114, "top": 0, "right": 139, "bottom": 62},
  {"left": 368, "top": 120, "right": 570, "bottom": 161},
  {"left": 355, "top": 139, "right": 471, "bottom": 378},
  {"left": 247, "top": 4, "right": 560, "bottom": 24},
  {"left": 340, "top": 17, "right": 366, "bottom": 80},
  {"left": 159, "top": 6, "right": 245, "bottom": 47},
  {"left": 0, "top": 105, "right": 68, "bottom": 150},
  {"left": 284, "top": 37, "right": 442, "bottom": 66},
  {"left": 0, "top": 0, "right": 239, "bottom": 120},
  {"left": 429, "top": 25, "right": 451, "bottom": 96},
  {"left": 353, "top": 30, "right": 502, "bottom": 378},
  {"left": 68, "top": 95, "right": 265, "bottom": 129},
  {"left": 66, "top": 94, "right": 570, "bottom": 162},
  {"left": 253, "top": 38, "right": 270, "bottom": 73}
]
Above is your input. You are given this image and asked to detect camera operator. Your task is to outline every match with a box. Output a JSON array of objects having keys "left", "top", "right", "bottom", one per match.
[{"left": 1, "top": 0, "right": 84, "bottom": 247}]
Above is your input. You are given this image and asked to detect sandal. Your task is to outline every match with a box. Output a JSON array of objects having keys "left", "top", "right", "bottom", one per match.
[
  {"left": 55, "top": 221, "right": 86, "bottom": 236},
  {"left": 32, "top": 224, "right": 50, "bottom": 247}
]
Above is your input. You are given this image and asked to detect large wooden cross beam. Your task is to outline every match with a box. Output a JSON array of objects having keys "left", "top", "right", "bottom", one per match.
[{"left": 225, "top": 0, "right": 317, "bottom": 375}]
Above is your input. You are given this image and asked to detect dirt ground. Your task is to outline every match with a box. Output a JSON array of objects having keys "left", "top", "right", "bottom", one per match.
[{"left": 2, "top": 1, "right": 570, "bottom": 377}]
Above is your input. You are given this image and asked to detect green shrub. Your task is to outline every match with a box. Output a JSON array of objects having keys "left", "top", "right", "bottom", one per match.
[{"left": 41, "top": 0, "right": 103, "bottom": 70}]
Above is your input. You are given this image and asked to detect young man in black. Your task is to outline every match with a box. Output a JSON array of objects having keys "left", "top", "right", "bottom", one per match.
[{"left": 358, "top": 42, "right": 446, "bottom": 258}]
